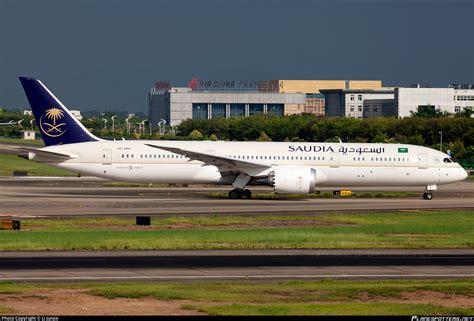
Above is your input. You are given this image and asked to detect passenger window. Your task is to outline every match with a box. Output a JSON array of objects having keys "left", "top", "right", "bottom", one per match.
[{"left": 443, "top": 158, "right": 452, "bottom": 163}]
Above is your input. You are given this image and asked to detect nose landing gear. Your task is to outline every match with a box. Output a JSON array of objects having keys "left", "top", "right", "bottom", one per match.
[
  {"left": 422, "top": 192, "right": 433, "bottom": 200},
  {"left": 422, "top": 184, "right": 437, "bottom": 200}
]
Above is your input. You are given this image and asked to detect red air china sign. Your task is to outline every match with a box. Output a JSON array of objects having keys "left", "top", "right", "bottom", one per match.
[{"left": 155, "top": 81, "right": 170, "bottom": 90}]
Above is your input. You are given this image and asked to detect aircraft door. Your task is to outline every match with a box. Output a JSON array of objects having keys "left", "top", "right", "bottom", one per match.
[
  {"left": 102, "top": 149, "right": 112, "bottom": 165},
  {"left": 329, "top": 152, "right": 339, "bottom": 168},
  {"left": 418, "top": 153, "right": 428, "bottom": 169}
]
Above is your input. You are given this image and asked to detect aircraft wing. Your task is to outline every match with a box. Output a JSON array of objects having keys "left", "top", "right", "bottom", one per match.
[
  {"left": 18, "top": 147, "right": 77, "bottom": 160},
  {"left": 145, "top": 143, "right": 270, "bottom": 174}
]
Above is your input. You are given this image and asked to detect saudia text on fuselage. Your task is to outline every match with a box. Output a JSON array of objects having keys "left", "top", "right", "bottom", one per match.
[{"left": 288, "top": 145, "right": 385, "bottom": 155}]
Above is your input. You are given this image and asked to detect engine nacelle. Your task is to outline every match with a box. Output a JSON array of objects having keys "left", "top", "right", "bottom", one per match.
[{"left": 268, "top": 166, "right": 317, "bottom": 194}]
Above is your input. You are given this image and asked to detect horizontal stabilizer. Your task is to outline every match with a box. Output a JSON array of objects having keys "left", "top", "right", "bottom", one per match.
[{"left": 16, "top": 147, "right": 76, "bottom": 160}]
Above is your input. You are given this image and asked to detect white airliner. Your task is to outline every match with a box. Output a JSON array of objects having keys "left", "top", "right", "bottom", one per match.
[{"left": 19, "top": 77, "right": 468, "bottom": 200}]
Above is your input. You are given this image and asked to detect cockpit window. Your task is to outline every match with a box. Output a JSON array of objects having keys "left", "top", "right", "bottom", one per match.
[{"left": 443, "top": 158, "right": 453, "bottom": 163}]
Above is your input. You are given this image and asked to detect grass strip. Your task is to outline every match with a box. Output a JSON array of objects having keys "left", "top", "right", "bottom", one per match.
[
  {"left": 0, "top": 154, "right": 76, "bottom": 177},
  {"left": 0, "top": 137, "right": 44, "bottom": 146},
  {"left": 1, "top": 279, "right": 473, "bottom": 315},
  {"left": 0, "top": 210, "right": 472, "bottom": 250}
]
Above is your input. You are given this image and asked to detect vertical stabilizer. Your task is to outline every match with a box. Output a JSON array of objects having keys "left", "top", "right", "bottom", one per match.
[{"left": 19, "top": 77, "right": 100, "bottom": 146}]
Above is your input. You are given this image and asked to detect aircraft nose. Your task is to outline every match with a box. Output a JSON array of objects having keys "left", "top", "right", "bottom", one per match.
[{"left": 459, "top": 167, "right": 468, "bottom": 181}]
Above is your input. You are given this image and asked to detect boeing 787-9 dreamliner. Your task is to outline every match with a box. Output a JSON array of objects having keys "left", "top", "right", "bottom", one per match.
[{"left": 18, "top": 77, "right": 468, "bottom": 200}]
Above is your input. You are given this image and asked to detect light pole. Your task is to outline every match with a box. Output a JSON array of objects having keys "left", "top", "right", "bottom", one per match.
[
  {"left": 125, "top": 116, "right": 132, "bottom": 134},
  {"left": 158, "top": 119, "right": 166, "bottom": 135},
  {"left": 170, "top": 120, "right": 181, "bottom": 134},
  {"left": 102, "top": 118, "right": 107, "bottom": 130},
  {"left": 141, "top": 120, "right": 148, "bottom": 136},
  {"left": 439, "top": 131, "right": 443, "bottom": 152},
  {"left": 29, "top": 119, "right": 35, "bottom": 130},
  {"left": 111, "top": 115, "right": 117, "bottom": 132}
]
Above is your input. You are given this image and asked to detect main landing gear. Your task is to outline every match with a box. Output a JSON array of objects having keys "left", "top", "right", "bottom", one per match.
[
  {"left": 229, "top": 173, "right": 252, "bottom": 199},
  {"left": 228, "top": 188, "right": 252, "bottom": 199}
]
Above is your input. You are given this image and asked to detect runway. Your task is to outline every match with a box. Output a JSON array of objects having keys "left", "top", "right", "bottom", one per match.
[
  {"left": 0, "top": 178, "right": 472, "bottom": 217},
  {"left": 1, "top": 250, "right": 473, "bottom": 282}
]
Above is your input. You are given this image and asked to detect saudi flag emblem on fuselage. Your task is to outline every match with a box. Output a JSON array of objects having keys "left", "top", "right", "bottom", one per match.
[{"left": 398, "top": 147, "right": 408, "bottom": 153}]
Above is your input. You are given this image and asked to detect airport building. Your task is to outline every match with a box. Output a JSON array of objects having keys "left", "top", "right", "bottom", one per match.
[
  {"left": 396, "top": 85, "right": 474, "bottom": 117},
  {"left": 149, "top": 80, "right": 306, "bottom": 126},
  {"left": 322, "top": 85, "right": 474, "bottom": 118},
  {"left": 322, "top": 89, "right": 395, "bottom": 118},
  {"left": 259, "top": 80, "right": 382, "bottom": 116},
  {"left": 149, "top": 79, "right": 384, "bottom": 126},
  {"left": 261, "top": 80, "right": 382, "bottom": 94}
]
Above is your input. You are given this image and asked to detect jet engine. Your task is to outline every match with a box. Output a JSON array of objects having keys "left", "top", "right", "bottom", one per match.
[{"left": 267, "top": 166, "right": 317, "bottom": 194}]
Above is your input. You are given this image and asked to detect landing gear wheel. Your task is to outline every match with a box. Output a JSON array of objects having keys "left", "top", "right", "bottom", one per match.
[
  {"left": 423, "top": 192, "right": 433, "bottom": 200},
  {"left": 228, "top": 189, "right": 242, "bottom": 199},
  {"left": 241, "top": 189, "right": 252, "bottom": 199}
]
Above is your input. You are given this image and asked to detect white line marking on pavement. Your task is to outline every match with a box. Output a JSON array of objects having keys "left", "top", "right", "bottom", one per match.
[{"left": 2, "top": 274, "right": 474, "bottom": 281}]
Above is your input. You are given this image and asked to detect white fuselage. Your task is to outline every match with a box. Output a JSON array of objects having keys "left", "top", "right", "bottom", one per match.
[{"left": 30, "top": 140, "right": 467, "bottom": 188}]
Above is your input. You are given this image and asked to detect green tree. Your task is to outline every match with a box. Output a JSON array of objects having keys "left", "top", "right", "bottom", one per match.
[
  {"left": 189, "top": 129, "right": 204, "bottom": 140},
  {"left": 410, "top": 105, "right": 451, "bottom": 118},
  {"left": 256, "top": 131, "right": 272, "bottom": 141},
  {"left": 455, "top": 107, "right": 473, "bottom": 118}
]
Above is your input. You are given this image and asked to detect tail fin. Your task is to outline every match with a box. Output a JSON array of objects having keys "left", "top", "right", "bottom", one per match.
[{"left": 19, "top": 77, "right": 100, "bottom": 146}]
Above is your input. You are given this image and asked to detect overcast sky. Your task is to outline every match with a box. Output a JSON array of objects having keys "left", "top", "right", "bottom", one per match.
[{"left": 1, "top": 0, "right": 472, "bottom": 112}]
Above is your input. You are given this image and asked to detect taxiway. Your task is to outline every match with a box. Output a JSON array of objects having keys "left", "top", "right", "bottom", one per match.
[
  {"left": 0, "top": 178, "right": 472, "bottom": 217},
  {"left": 1, "top": 250, "right": 473, "bottom": 282}
]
